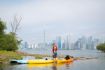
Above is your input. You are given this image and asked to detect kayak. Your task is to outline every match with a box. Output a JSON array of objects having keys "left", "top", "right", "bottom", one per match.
[
  {"left": 56, "top": 59, "right": 73, "bottom": 63},
  {"left": 27, "top": 62, "right": 70, "bottom": 68},
  {"left": 10, "top": 60, "right": 28, "bottom": 64},
  {"left": 27, "top": 62, "right": 73, "bottom": 68},
  {"left": 28, "top": 59, "right": 53, "bottom": 64},
  {"left": 10, "top": 58, "right": 73, "bottom": 64}
]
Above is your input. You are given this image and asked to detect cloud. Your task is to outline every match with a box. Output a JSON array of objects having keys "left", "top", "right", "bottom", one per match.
[
  {"left": 0, "top": 0, "right": 104, "bottom": 24},
  {"left": 0, "top": 0, "right": 105, "bottom": 42}
]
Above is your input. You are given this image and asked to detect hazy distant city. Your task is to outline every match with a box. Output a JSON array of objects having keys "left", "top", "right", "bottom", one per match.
[{"left": 20, "top": 36, "right": 105, "bottom": 50}]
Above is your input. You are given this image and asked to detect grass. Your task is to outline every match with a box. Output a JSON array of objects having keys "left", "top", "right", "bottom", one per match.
[
  {"left": 0, "top": 50, "right": 51, "bottom": 63},
  {"left": 0, "top": 51, "right": 22, "bottom": 63}
]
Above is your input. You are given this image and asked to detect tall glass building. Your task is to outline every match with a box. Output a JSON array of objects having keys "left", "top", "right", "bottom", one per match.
[{"left": 56, "top": 36, "right": 62, "bottom": 50}]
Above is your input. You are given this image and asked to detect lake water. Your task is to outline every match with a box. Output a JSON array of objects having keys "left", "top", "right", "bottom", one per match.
[{"left": 0, "top": 49, "right": 105, "bottom": 70}]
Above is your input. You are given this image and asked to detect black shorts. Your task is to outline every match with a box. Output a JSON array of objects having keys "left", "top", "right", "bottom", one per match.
[{"left": 53, "top": 52, "right": 57, "bottom": 58}]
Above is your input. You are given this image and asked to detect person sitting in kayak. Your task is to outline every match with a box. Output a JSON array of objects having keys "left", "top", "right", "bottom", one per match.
[{"left": 52, "top": 43, "right": 58, "bottom": 61}]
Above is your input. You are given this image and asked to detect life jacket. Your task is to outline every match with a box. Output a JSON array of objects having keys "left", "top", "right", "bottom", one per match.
[{"left": 52, "top": 45, "right": 57, "bottom": 53}]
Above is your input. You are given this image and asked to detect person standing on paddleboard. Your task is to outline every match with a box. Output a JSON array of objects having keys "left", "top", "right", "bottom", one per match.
[{"left": 52, "top": 43, "right": 58, "bottom": 61}]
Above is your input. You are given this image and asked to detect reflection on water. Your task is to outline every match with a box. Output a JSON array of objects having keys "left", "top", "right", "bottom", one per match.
[
  {"left": 65, "top": 62, "right": 72, "bottom": 70},
  {"left": 27, "top": 62, "right": 72, "bottom": 70},
  {"left": 0, "top": 62, "right": 73, "bottom": 70},
  {"left": 0, "top": 64, "right": 3, "bottom": 70},
  {"left": 52, "top": 63, "right": 57, "bottom": 70}
]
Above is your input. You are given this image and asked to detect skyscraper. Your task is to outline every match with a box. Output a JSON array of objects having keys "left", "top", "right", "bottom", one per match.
[
  {"left": 24, "top": 41, "right": 29, "bottom": 48},
  {"left": 56, "top": 36, "right": 62, "bottom": 50}
]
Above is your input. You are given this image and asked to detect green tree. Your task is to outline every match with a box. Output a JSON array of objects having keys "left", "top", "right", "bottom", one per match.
[
  {"left": 0, "top": 19, "right": 19, "bottom": 51},
  {"left": 96, "top": 43, "right": 105, "bottom": 52},
  {"left": 0, "top": 19, "right": 6, "bottom": 34}
]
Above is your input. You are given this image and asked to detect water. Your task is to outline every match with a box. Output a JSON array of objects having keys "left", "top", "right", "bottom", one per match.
[{"left": 0, "top": 50, "right": 105, "bottom": 70}]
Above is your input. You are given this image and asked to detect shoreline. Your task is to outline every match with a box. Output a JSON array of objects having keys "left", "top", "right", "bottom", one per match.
[{"left": 0, "top": 50, "right": 97, "bottom": 64}]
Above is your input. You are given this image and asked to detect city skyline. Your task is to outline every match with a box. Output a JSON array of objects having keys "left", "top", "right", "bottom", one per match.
[
  {"left": 0, "top": 0, "right": 105, "bottom": 43},
  {"left": 21, "top": 35, "right": 103, "bottom": 50}
]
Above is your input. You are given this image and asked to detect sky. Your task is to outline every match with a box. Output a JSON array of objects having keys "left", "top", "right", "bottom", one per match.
[{"left": 0, "top": 0, "right": 105, "bottom": 43}]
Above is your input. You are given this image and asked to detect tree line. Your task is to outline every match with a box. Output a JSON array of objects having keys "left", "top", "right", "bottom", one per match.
[
  {"left": 97, "top": 43, "right": 105, "bottom": 52},
  {"left": 0, "top": 17, "right": 21, "bottom": 51}
]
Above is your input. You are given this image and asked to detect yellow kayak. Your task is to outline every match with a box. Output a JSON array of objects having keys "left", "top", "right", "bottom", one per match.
[
  {"left": 57, "top": 58, "right": 73, "bottom": 63},
  {"left": 28, "top": 58, "right": 73, "bottom": 64},
  {"left": 28, "top": 59, "right": 53, "bottom": 64},
  {"left": 10, "top": 58, "right": 73, "bottom": 64}
]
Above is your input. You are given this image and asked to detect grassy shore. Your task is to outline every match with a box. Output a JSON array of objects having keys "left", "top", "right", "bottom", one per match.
[
  {"left": 0, "top": 50, "right": 52, "bottom": 64},
  {"left": 0, "top": 50, "right": 95, "bottom": 64},
  {"left": 0, "top": 51, "right": 23, "bottom": 64},
  {"left": 0, "top": 51, "right": 44, "bottom": 63},
  {"left": 0, "top": 50, "right": 66, "bottom": 64}
]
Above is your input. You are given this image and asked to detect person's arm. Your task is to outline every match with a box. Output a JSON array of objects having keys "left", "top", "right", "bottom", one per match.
[
  {"left": 56, "top": 46, "right": 58, "bottom": 51},
  {"left": 52, "top": 47, "right": 54, "bottom": 53}
]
